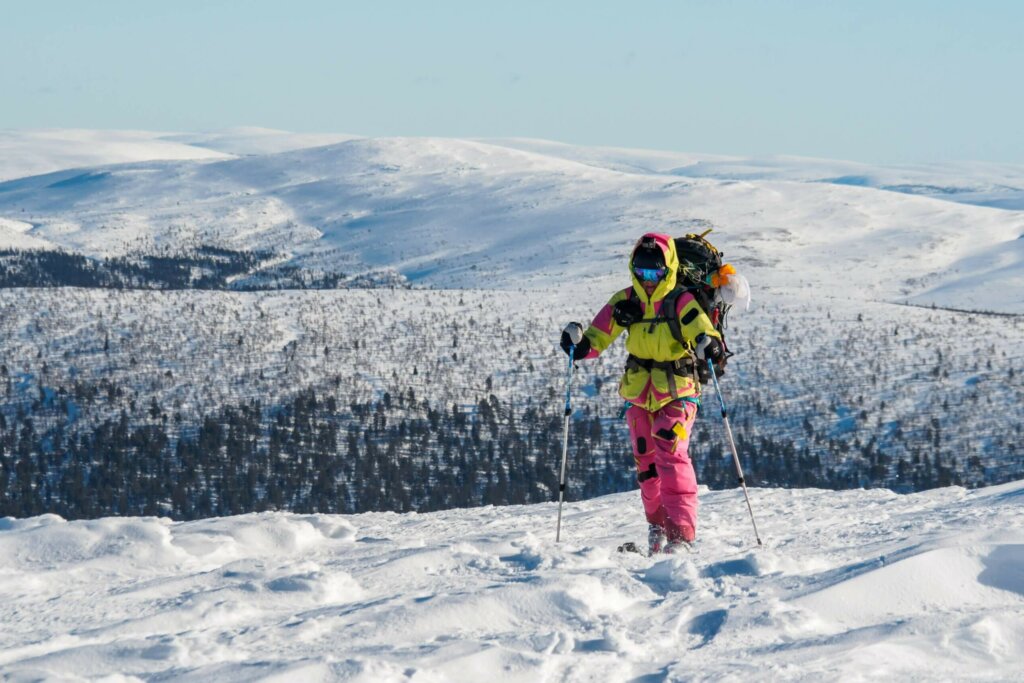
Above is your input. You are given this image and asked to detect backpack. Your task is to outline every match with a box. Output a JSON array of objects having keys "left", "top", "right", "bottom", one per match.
[
  {"left": 674, "top": 230, "right": 734, "bottom": 381},
  {"left": 621, "top": 230, "right": 734, "bottom": 384}
]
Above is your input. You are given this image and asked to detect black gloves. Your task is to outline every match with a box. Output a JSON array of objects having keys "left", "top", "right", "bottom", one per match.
[
  {"left": 560, "top": 322, "right": 592, "bottom": 359},
  {"left": 612, "top": 298, "right": 643, "bottom": 327},
  {"left": 694, "top": 334, "right": 724, "bottom": 362}
]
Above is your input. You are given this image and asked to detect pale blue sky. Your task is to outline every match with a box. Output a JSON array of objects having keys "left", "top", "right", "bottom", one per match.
[{"left": 3, "top": 1, "right": 1022, "bottom": 163}]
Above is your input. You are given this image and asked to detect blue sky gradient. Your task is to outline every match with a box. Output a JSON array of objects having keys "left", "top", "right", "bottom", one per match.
[{"left": 3, "top": 1, "right": 1022, "bottom": 163}]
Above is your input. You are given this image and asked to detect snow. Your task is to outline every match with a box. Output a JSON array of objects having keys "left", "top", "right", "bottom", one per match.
[
  {"left": 0, "top": 216, "right": 55, "bottom": 250},
  {"left": 904, "top": 236, "right": 1024, "bottom": 313},
  {"left": 487, "top": 140, "right": 1024, "bottom": 212},
  {"left": 161, "top": 127, "right": 362, "bottom": 156},
  {"left": 0, "top": 128, "right": 364, "bottom": 183},
  {"left": 2, "top": 482, "right": 1023, "bottom": 680},
  {"left": 1, "top": 130, "right": 1022, "bottom": 678},
  {"left": 0, "top": 129, "right": 232, "bottom": 182},
  {"left": 3, "top": 285, "right": 1021, "bottom": 493},
  {"left": 2, "top": 131, "right": 1023, "bottom": 312}
]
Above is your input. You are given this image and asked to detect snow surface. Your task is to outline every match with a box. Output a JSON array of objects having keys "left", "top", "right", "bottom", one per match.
[
  {"left": 488, "top": 139, "right": 1024, "bottom": 211},
  {"left": 0, "top": 128, "right": 363, "bottom": 182},
  {"left": 2, "top": 130, "right": 1023, "bottom": 680},
  {"left": 2, "top": 286, "right": 1021, "bottom": 485},
  {"left": 2, "top": 481, "right": 1023, "bottom": 681},
  {"left": 0, "top": 129, "right": 231, "bottom": 183},
  {"left": 1, "top": 131, "right": 1022, "bottom": 313},
  {"left": 162, "top": 127, "right": 362, "bottom": 156}
]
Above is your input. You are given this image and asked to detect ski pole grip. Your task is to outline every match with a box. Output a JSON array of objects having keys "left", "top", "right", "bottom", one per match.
[{"left": 563, "top": 322, "right": 584, "bottom": 346}]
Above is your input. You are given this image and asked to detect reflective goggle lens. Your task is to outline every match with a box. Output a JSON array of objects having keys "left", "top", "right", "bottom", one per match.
[{"left": 634, "top": 267, "right": 667, "bottom": 282}]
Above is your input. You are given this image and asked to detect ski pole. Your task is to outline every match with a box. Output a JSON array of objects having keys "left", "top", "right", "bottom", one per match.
[
  {"left": 706, "top": 358, "right": 763, "bottom": 547},
  {"left": 555, "top": 327, "right": 581, "bottom": 542}
]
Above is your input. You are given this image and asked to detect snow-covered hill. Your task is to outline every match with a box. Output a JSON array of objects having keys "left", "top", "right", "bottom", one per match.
[
  {"left": 2, "top": 286, "right": 1021, "bottom": 493},
  {"left": 1, "top": 132, "right": 1022, "bottom": 312},
  {"left": 0, "top": 129, "right": 231, "bottom": 182},
  {"left": 0, "top": 128, "right": 363, "bottom": 183},
  {"left": 488, "top": 138, "right": 1024, "bottom": 210},
  {"left": 2, "top": 481, "right": 1022, "bottom": 681},
  {"left": 162, "top": 126, "right": 361, "bottom": 156},
  {"left": 1, "top": 130, "right": 1023, "bottom": 680},
  {"left": 0, "top": 130, "right": 1021, "bottom": 521}
]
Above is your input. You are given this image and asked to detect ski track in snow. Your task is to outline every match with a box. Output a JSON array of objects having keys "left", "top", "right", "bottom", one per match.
[{"left": 2, "top": 482, "right": 1023, "bottom": 681}]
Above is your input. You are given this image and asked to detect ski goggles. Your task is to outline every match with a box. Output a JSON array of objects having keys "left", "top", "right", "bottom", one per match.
[{"left": 634, "top": 266, "right": 668, "bottom": 283}]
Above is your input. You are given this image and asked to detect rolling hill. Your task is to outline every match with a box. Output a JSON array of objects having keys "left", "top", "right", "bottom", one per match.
[{"left": 1, "top": 133, "right": 1021, "bottom": 312}]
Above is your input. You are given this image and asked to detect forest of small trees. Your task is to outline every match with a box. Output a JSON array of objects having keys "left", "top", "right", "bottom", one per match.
[
  {"left": 1, "top": 372, "right": 1012, "bottom": 521},
  {"left": 0, "top": 247, "right": 352, "bottom": 290},
  {"left": 1, "top": 284, "right": 1020, "bottom": 522}
]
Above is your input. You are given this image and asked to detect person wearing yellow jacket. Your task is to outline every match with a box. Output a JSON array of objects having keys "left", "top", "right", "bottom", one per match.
[{"left": 560, "top": 232, "right": 723, "bottom": 553}]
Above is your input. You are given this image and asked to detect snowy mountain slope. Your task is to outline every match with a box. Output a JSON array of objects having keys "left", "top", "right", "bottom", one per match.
[
  {"left": 479, "top": 137, "right": 730, "bottom": 175},
  {"left": 0, "top": 129, "right": 232, "bottom": 182},
  {"left": 904, "top": 236, "right": 1024, "bottom": 313},
  {"left": 1, "top": 136, "right": 1022, "bottom": 312},
  {"left": 489, "top": 138, "right": 1024, "bottom": 211},
  {"left": 2, "top": 481, "right": 1022, "bottom": 681},
  {"left": 0, "top": 128, "right": 364, "bottom": 183},
  {"left": 668, "top": 157, "right": 1024, "bottom": 211},
  {"left": 2, "top": 131, "right": 1023, "bottom": 680},
  {"left": 2, "top": 285, "right": 1021, "bottom": 515},
  {"left": 160, "top": 126, "right": 362, "bottom": 156},
  {"left": 0, "top": 216, "right": 54, "bottom": 250}
]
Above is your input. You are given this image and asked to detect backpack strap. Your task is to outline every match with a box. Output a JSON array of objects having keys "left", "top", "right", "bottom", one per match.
[
  {"left": 626, "top": 287, "right": 695, "bottom": 399},
  {"left": 624, "top": 286, "right": 690, "bottom": 348},
  {"left": 661, "top": 287, "right": 689, "bottom": 349}
]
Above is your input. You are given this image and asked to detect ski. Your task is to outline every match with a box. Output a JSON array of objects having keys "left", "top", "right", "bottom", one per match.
[
  {"left": 617, "top": 541, "right": 647, "bottom": 556},
  {"left": 617, "top": 540, "right": 696, "bottom": 557}
]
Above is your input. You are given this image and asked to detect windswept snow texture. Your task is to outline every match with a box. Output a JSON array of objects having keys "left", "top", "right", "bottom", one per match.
[
  {"left": 1, "top": 132, "right": 1022, "bottom": 312},
  {"left": 2, "top": 482, "right": 1023, "bottom": 681}
]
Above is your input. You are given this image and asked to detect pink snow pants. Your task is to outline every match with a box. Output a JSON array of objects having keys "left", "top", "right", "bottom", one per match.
[{"left": 626, "top": 400, "right": 699, "bottom": 542}]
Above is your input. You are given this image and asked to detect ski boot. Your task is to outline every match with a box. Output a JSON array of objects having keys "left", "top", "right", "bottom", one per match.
[
  {"left": 662, "top": 538, "right": 693, "bottom": 554},
  {"left": 647, "top": 523, "right": 667, "bottom": 555},
  {"left": 663, "top": 521, "right": 695, "bottom": 554}
]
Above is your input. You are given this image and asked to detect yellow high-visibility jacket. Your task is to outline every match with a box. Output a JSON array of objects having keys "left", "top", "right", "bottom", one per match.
[{"left": 581, "top": 232, "right": 720, "bottom": 412}]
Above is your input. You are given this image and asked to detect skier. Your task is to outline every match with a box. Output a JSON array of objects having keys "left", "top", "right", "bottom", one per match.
[{"left": 560, "top": 232, "right": 724, "bottom": 554}]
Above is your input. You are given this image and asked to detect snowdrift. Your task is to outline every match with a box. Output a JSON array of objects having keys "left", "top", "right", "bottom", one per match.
[{"left": 2, "top": 482, "right": 1023, "bottom": 681}]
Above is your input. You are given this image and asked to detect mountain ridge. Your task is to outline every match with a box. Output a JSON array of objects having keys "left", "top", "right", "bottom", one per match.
[{"left": 1, "top": 132, "right": 1021, "bottom": 312}]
